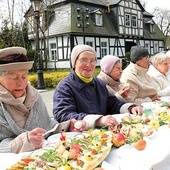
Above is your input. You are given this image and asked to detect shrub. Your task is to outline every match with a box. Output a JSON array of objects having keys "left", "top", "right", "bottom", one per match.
[
  {"left": 28, "top": 68, "right": 101, "bottom": 89},
  {"left": 28, "top": 71, "right": 70, "bottom": 88}
]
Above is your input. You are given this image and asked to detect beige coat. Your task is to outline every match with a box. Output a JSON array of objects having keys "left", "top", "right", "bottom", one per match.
[
  {"left": 120, "top": 62, "right": 158, "bottom": 104},
  {"left": 97, "top": 71, "right": 128, "bottom": 102}
]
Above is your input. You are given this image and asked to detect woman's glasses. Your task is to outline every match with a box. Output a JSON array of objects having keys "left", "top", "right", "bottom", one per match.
[
  {"left": 77, "top": 58, "right": 97, "bottom": 66},
  {"left": 143, "top": 56, "right": 150, "bottom": 61}
]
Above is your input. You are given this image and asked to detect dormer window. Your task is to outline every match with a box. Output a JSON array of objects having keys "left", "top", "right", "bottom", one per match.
[
  {"left": 91, "top": 10, "right": 103, "bottom": 26},
  {"left": 95, "top": 13, "right": 103, "bottom": 26},
  {"left": 27, "top": 14, "right": 43, "bottom": 33},
  {"left": 125, "top": 13, "right": 137, "bottom": 28},
  {"left": 145, "top": 20, "right": 155, "bottom": 33},
  {"left": 28, "top": 16, "right": 34, "bottom": 32},
  {"left": 150, "top": 22, "right": 155, "bottom": 33}
]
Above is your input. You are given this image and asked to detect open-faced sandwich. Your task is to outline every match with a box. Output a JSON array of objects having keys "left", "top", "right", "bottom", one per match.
[{"left": 7, "top": 129, "right": 113, "bottom": 170}]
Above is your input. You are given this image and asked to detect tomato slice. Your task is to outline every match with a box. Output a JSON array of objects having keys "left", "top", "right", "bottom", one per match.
[
  {"left": 21, "top": 157, "right": 35, "bottom": 164},
  {"left": 71, "top": 144, "right": 81, "bottom": 154}
]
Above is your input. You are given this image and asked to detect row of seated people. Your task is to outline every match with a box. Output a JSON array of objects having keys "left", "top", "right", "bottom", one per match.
[
  {"left": 98, "top": 47, "right": 170, "bottom": 105},
  {"left": 0, "top": 45, "right": 169, "bottom": 154},
  {"left": 0, "top": 46, "right": 142, "bottom": 153},
  {"left": 53, "top": 45, "right": 170, "bottom": 124}
]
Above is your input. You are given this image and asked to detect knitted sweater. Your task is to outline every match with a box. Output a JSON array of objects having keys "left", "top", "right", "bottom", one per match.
[{"left": 0, "top": 93, "right": 70, "bottom": 153}]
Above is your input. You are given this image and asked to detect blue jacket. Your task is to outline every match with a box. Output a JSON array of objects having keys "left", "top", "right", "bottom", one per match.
[{"left": 53, "top": 70, "right": 125, "bottom": 122}]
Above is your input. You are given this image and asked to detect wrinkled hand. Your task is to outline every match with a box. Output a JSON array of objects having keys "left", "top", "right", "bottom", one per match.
[
  {"left": 27, "top": 128, "right": 46, "bottom": 149},
  {"left": 119, "top": 86, "right": 130, "bottom": 98},
  {"left": 69, "top": 119, "right": 86, "bottom": 132},
  {"left": 130, "top": 105, "right": 143, "bottom": 115},
  {"left": 95, "top": 115, "right": 119, "bottom": 127}
]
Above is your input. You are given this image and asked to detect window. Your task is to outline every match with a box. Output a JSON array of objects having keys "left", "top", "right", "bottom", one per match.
[
  {"left": 125, "top": 14, "right": 137, "bottom": 28},
  {"left": 150, "top": 23, "right": 154, "bottom": 33},
  {"left": 145, "top": 44, "right": 149, "bottom": 48},
  {"left": 154, "top": 43, "right": 158, "bottom": 53},
  {"left": 50, "top": 43, "right": 57, "bottom": 61},
  {"left": 101, "top": 42, "right": 107, "bottom": 56},
  {"left": 39, "top": 15, "right": 43, "bottom": 28},
  {"left": 131, "top": 15, "right": 137, "bottom": 27},
  {"left": 28, "top": 17, "right": 34, "bottom": 32},
  {"left": 95, "top": 13, "right": 103, "bottom": 26},
  {"left": 86, "top": 41, "right": 93, "bottom": 47},
  {"left": 125, "top": 14, "right": 130, "bottom": 26}
]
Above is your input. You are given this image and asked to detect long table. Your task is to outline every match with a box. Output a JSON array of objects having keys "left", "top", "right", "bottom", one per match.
[{"left": 2, "top": 106, "right": 170, "bottom": 170}]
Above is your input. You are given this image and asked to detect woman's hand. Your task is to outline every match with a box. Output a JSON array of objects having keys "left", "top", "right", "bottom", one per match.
[
  {"left": 69, "top": 119, "right": 86, "bottom": 132},
  {"left": 119, "top": 86, "right": 130, "bottom": 98},
  {"left": 129, "top": 105, "right": 143, "bottom": 115},
  {"left": 151, "top": 95, "right": 160, "bottom": 101},
  {"left": 27, "top": 128, "right": 46, "bottom": 149},
  {"left": 95, "top": 115, "right": 119, "bottom": 127}
]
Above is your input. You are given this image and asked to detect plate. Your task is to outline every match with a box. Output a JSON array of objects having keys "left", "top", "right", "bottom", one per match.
[
  {"left": 160, "top": 96, "right": 170, "bottom": 101},
  {"left": 47, "top": 132, "right": 81, "bottom": 143},
  {"left": 117, "top": 138, "right": 168, "bottom": 165},
  {"left": 143, "top": 129, "right": 158, "bottom": 140},
  {"left": 141, "top": 102, "right": 158, "bottom": 110}
]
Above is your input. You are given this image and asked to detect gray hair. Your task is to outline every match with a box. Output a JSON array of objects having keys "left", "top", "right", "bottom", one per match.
[{"left": 151, "top": 53, "right": 170, "bottom": 66}]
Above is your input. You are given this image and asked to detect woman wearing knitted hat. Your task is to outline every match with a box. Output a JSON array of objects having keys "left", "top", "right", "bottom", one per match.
[
  {"left": 97, "top": 55, "right": 130, "bottom": 102},
  {"left": 120, "top": 46, "right": 160, "bottom": 104},
  {"left": 53, "top": 44, "right": 143, "bottom": 129},
  {"left": 0, "top": 47, "right": 86, "bottom": 153}
]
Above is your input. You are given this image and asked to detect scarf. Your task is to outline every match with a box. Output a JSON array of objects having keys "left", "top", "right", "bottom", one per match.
[
  {"left": 76, "top": 72, "right": 93, "bottom": 83},
  {"left": 0, "top": 83, "right": 38, "bottom": 128}
]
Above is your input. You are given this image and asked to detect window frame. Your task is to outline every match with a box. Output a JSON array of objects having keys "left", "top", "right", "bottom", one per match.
[
  {"left": 95, "top": 12, "right": 103, "bottom": 26},
  {"left": 50, "top": 43, "right": 57, "bottom": 61},
  {"left": 101, "top": 42, "right": 107, "bottom": 57}
]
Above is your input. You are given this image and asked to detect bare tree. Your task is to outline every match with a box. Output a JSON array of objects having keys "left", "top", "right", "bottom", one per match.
[
  {"left": 152, "top": 8, "right": 170, "bottom": 37},
  {"left": 152, "top": 8, "right": 170, "bottom": 49}
]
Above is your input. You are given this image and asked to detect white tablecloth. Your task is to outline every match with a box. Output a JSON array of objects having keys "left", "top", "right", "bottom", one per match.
[
  {"left": 2, "top": 124, "right": 170, "bottom": 170},
  {"left": 103, "top": 125, "right": 170, "bottom": 170}
]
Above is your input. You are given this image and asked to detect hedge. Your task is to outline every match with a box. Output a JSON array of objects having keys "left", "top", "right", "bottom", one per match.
[{"left": 28, "top": 68, "right": 101, "bottom": 89}]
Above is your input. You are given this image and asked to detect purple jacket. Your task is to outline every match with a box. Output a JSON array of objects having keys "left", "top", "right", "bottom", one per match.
[{"left": 53, "top": 70, "right": 125, "bottom": 122}]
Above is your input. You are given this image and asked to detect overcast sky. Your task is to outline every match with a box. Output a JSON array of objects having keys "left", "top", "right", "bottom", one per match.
[
  {"left": 145, "top": 0, "right": 170, "bottom": 12},
  {"left": 0, "top": 0, "right": 170, "bottom": 24}
]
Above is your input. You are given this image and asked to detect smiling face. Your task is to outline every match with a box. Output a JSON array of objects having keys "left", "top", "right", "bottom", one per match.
[
  {"left": 74, "top": 51, "right": 96, "bottom": 78},
  {"left": 0, "top": 70, "right": 28, "bottom": 98}
]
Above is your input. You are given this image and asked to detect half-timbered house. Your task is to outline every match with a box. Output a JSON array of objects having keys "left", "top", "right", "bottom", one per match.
[{"left": 25, "top": 0, "right": 165, "bottom": 69}]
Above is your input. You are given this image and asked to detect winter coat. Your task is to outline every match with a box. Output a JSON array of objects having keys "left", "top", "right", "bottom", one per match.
[
  {"left": 97, "top": 70, "right": 128, "bottom": 102},
  {"left": 53, "top": 70, "right": 133, "bottom": 129},
  {"left": 120, "top": 62, "right": 158, "bottom": 104}
]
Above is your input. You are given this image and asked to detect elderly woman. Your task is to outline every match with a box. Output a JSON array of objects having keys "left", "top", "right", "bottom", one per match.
[
  {"left": 97, "top": 55, "right": 130, "bottom": 102},
  {"left": 120, "top": 46, "right": 160, "bottom": 104},
  {"left": 0, "top": 47, "right": 86, "bottom": 153},
  {"left": 148, "top": 53, "right": 170, "bottom": 96},
  {"left": 166, "top": 50, "right": 170, "bottom": 81},
  {"left": 53, "top": 44, "right": 142, "bottom": 128}
]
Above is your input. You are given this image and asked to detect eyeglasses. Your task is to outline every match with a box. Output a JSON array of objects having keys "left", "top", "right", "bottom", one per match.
[
  {"left": 143, "top": 56, "right": 150, "bottom": 61},
  {"left": 77, "top": 58, "right": 97, "bottom": 66}
]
